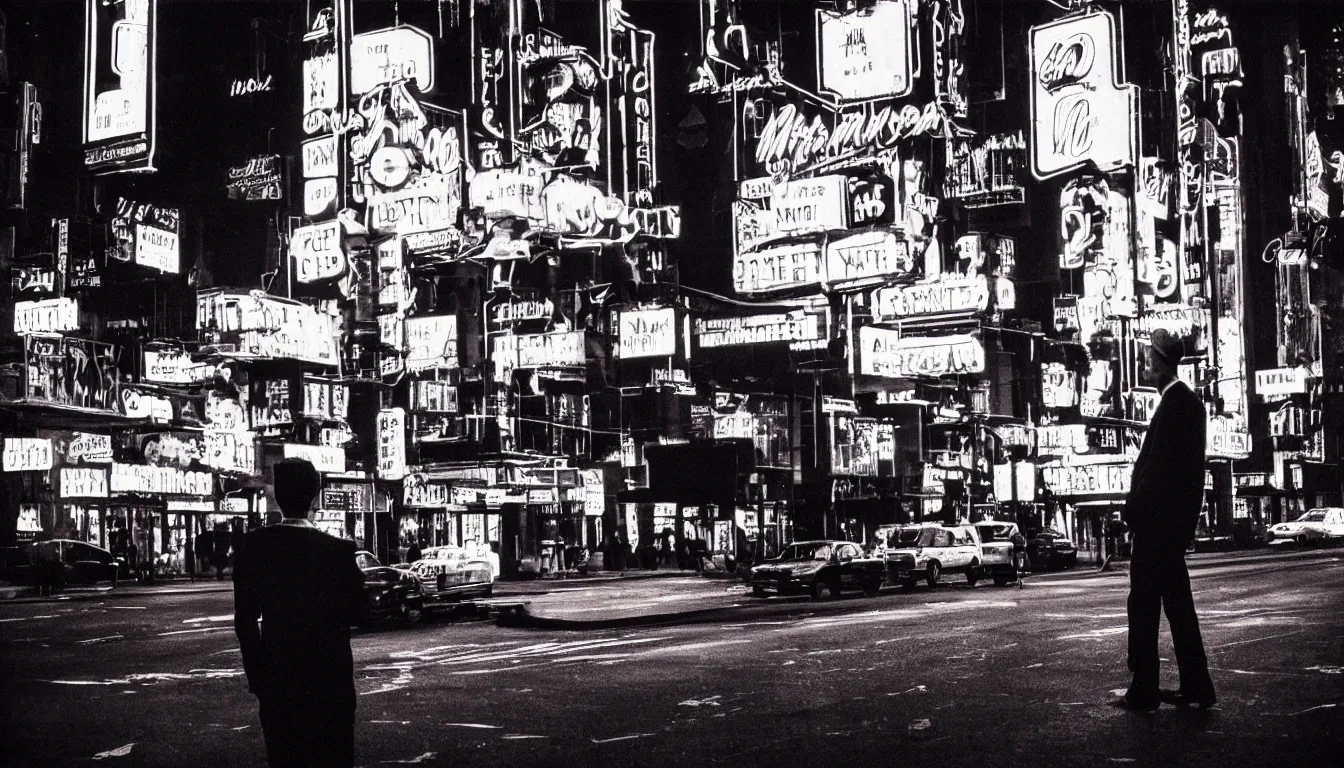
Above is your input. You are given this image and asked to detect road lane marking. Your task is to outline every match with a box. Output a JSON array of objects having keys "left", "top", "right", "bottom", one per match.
[
  {"left": 48, "top": 669, "right": 243, "bottom": 685},
  {"left": 183, "top": 614, "right": 233, "bottom": 624},
  {"left": 78, "top": 635, "right": 124, "bottom": 644},
  {"left": 159, "top": 627, "right": 231, "bottom": 636},
  {"left": 91, "top": 743, "right": 135, "bottom": 760},
  {"left": 0, "top": 617, "right": 27, "bottom": 622},
  {"left": 380, "top": 752, "right": 437, "bottom": 764},
  {"left": 590, "top": 733, "right": 657, "bottom": 744},
  {"left": 501, "top": 735, "right": 547, "bottom": 740},
  {"left": 442, "top": 723, "right": 502, "bottom": 729},
  {"left": 1210, "top": 629, "right": 1306, "bottom": 650},
  {"left": 110, "top": 606, "right": 146, "bottom": 610}
]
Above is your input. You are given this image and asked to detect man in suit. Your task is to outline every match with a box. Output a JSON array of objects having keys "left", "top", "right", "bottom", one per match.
[
  {"left": 1116, "top": 329, "right": 1217, "bottom": 711},
  {"left": 234, "top": 458, "right": 365, "bottom": 766}
]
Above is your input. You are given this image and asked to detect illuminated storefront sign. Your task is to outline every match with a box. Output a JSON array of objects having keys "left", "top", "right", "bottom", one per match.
[
  {"left": 618, "top": 308, "right": 677, "bottom": 359},
  {"left": 143, "top": 348, "right": 215, "bottom": 385},
  {"left": 14, "top": 298, "right": 79, "bottom": 335},
  {"left": 376, "top": 408, "right": 407, "bottom": 481},
  {"left": 815, "top": 0, "right": 914, "bottom": 102},
  {"left": 109, "top": 463, "right": 212, "bottom": 496},
  {"left": 943, "top": 132, "right": 1027, "bottom": 207},
  {"left": 755, "top": 101, "right": 946, "bottom": 178},
  {"left": 227, "top": 154, "right": 283, "bottom": 201},
  {"left": 874, "top": 274, "right": 989, "bottom": 320},
  {"left": 825, "top": 230, "right": 914, "bottom": 288},
  {"left": 1042, "top": 461, "right": 1133, "bottom": 496},
  {"left": 733, "top": 243, "right": 822, "bottom": 295},
  {"left": 714, "top": 411, "right": 757, "bottom": 441},
  {"left": 404, "top": 316, "right": 458, "bottom": 372},
  {"left": 1255, "top": 367, "right": 1309, "bottom": 399},
  {"left": 349, "top": 26, "right": 434, "bottom": 95},
  {"left": 771, "top": 176, "right": 848, "bottom": 234},
  {"left": 858, "top": 329, "right": 985, "bottom": 378},
  {"left": 111, "top": 197, "right": 180, "bottom": 274},
  {"left": 1042, "top": 363, "right": 1079, "bottom": 409},
  {"left": 1036, "top": 424, "right": 1089, "bottom": 456},
  {"left": 3, "top": 438, "right": 55, "bottom": 472},
  {"left": 196, "top": 291, "right": 339, "bottom": 366},
  {"left": 694, "top": 314, "right": 822, "bottom": 349},
  {"left": 22, "top": 336, "right": 121, "bottom": 413},
  {"left": 301, "top": 378, "right": 349, "bottom": 421},
  {"left": 1207, "top": 416, "right": 1251, "bottom": 459},
  {"left": 410, "top": 380, "right": 458, "bottom": 413},
  {"left": 82, "top": 0, "right": 157, "bottom": 172},
  {"left": 61, "top": 467, "right": 109, "bottom": 499},
  {"left": 283, "top": 443, "right": 347, "bottom": 474},
  {"left": 501, "top": 331, "right": 586, "bottom": 369},
  {"left": 203, "top": 430, "right": 256, "bottom": 475},
  {"left": 67, "top": 432, "right": 113, "bottom": 464},
  {"left": 290, "top": 220, "right": 345, "bottom": 283},
  {"left": 1029, "top": 11, "right": 1138, "bottom": 179}
]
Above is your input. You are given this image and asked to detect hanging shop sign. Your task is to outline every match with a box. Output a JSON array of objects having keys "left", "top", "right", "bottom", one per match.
[
  {"left": 21, "top": 335, "right": 121, "bottom": 412},
  {"left": 109, "top": 463, "right": 211, "bottom": 496},
  {"left": 694, "top": 313, "right": 822, "bottom": 349},
  {"left": 82, "top": 0, "right": 157, "bottom": 172},
  {"left": 138, "top": 431, "right": 205, "bottom": 468},
  {"left": 226, "top": 154, "right": 283, "bottom": 201},
  {"left": 349, "top": 26, "right": 435, "bottom": 96},
  {"left": 114, "top": 197, "right": 180, "bottom": 274},
  {"left": 204, "top": 391, "right": 247, "bottom": 433},
  {"left": 943, "top": 132, "right": 1027, "bottom": 208},
  {"left": 376, "top": 407, "right": 407, "bottom": 481},
  {"left": 301, "top": 377, "right": 349, "bottom": 421},
  {"left": 512, "top": 331, "right": 586, "bottom": 369},
  {"left": 1036, "top": 424, "right": 1089, "bottom": 456},
  {"left": 142, "top": 348, "right": 215, "bottom": 385},
  {"left": 1042, "top": 362, "right": 1079, "bottom": 409},
  {"left": 13, "top": 297, "right": 79, "bottom": 335},
  {"left": 282, "top": 443, "right": 346, "bottom": 474},
  {"left": 755, "top": 101, "right": 947, "bottom": 178},
  {"left": 1207, "top": 416, "right": 1251, "bottom": 460},
  {"left": 302, "top": 136, "right": 336, "bottom": 179},
  {"left": 410, "top": 380, "right": 458, "bottom": 413},
  {"left": 733, "top": 242, "right": 821, "bottom": 295},
  {"left": 195, "top": 291, "right": 339, "bottom": 366},
  {"left": 771, "top": 176, "right": 847, "bottom": 234},
  {"left": 1042, "top": 461, "right": 1132, "bottom": 496},
  {"left": 404, "top": 315, "right": 459, "bottom": 372},
  {"left": 367, "top": 180, "right": 458, "bottom": 237},
  {"left": 491, "top": 298, "right": 553, "bottom": 328},
  {"left": 858, "top": 329, "right": 985, "bottom": 378},
  {"left": 1028, "top": 11, "right": 1138, "bottom": 180},
  {"left": 469, "top": 160, "right": 548, "bottom": 222},
  {"left": 1255, "top": 367, "right": 1309, "bottom": 399},
  {"left": 714, "top": 410, "right": 757, "bottom": 441},
  {"left": 117, "top": 389, "right": 173, "bottom": 425},
  {"left": 60, "top": 466, "right": 109, "bottom": 499},
  {"left": 815, "top": 0, "right": 914, "bottom": 103},
  {"left": 993, "top": 462, "right": 1038, "bottom": 503},
  {"left": 203, "top": 429, "right": 256, "bottom": 475},
  {"left": 825, "top": 230, "right": 914, "bottom": 289},
  {"left": 249, "top": 378, "right": 293, "bottom": 432},
  {"left": 733, "top": 201, "right": 782, "bottom": 257},
  {"left": 67, "top": 432, "right": 113, "bottom": 464},
  {"left": 302, "top": 51, "right": 339, "bottom": 130},
  {"left": 874, "top": 275, "right": 988, "bottom": 322},
  {"left": 290, "top": 220, "right": 345, "bottom": 284},
  {"left": 3, "top": 438, "right": 55, "bottom": 472},
  {"left": 617, "top": 308, "right": 677, "bottom": 359},
  {"left": 401, "top": 474, "right": 451, "bottom": 509}
]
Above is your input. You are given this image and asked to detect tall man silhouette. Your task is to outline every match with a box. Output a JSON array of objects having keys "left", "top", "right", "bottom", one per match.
[
  {"left": 234, "top": 458, "right": 365, "bottom": 765},
  {"left": 1116, "top": 329, "right": 1217, "bottom": 711}
]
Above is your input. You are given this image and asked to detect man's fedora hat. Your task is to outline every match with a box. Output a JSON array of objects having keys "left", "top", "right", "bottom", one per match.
[{"left": 1148, "top": 328, "right": 1186, "bottom": 367}]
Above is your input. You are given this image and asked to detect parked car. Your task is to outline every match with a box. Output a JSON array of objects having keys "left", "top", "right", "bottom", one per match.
[
  {"left": 1266, "top": 508, "right": 1344, "bottom": 545},
  {"left": 356, "top": 551, "right": 426, "bottom": 624},
  {"left": 1024, "top": 526, "right": 1077, "bottom": 570},
  {"left": 26, "top": 540, "right": 125, "bottom": 586},
  {"left": 409, "top": 547, "right": 494, "bottom": 610},
  {"left": 883, "top": 524, "right": 983, "bottom": 588},
  {"left": 747, "top": 540, "right": 886, "bottom": 599},
  {"left": 972, "top": 521, "right": 1022, "bottom": 586}
]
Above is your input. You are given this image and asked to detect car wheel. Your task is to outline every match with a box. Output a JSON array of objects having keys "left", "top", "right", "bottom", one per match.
[
  {"left": 1298, "top": 535, "right": 1308, "bottom": 546},
  {"left": 752, "top": 585, "right": 767, "bottom": 597},
  {"left": 965, "top": 565, "right": 979, "bottom": 588},
  {"left": 401, "top": 602, "right": 425, "bottom": 624},
  {"left": 926, "top": 562, "right": 941, "bottom": 588},
  {"left": 812, "top": 578, "right": 835, "bottom": 601},
  {"left": 862, "top": 579, "right": 881, "bottom": 597}
]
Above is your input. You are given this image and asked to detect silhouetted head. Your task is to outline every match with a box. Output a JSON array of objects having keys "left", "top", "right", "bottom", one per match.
[{"left": 272, "top": 458, "right": 321, "bottom": 518}]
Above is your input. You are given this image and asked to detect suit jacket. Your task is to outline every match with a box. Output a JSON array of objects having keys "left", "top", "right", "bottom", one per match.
[
  {"left": 233, "top": 522, "right": 364, "bottom": 703},
  {"left": 1123, "top": 379, "right": 1207, "bottom": 546}
]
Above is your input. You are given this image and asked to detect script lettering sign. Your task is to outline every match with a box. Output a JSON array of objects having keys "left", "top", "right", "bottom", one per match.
[
  {"left": 1029, "top": 11, "right": 1138, "bottom": 180},
  {"left": 14, "top": 298, "right": 79, "bottom": 335},
  {"left": 733, "top": 243, "right": 822, "bottom": 295},
  {"left": 694, "top": 314, "right": 822, "bottom": 349},
  {"left": 875, "top": 275, "right": 989, "bottom": 320},
  {"left": 858, "top": 329, "right": 985, "bottom": 378},
  {"left": 618, "top": 308, "right": 677, "bottom": 359},
  {"left": 815, "top": 0, "right": 914, "bottom": 103},
  {"left": 290, "top": 220, "right": 345, "bottom": 283},
  {"left": 825, "top": 230, "right": 913, "bottom": 288}
]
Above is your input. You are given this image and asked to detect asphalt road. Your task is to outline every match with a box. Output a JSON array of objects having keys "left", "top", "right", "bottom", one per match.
[{"left": 2, "top": 552, "right": 1342, "bottom": 768}]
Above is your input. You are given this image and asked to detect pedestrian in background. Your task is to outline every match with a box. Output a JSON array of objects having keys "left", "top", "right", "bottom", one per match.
[
  {"left": 213, "top": 524, "right": 230, "bottom": 580},
  {"left": 234, "top": 458, "right": 364, "bottom": 767},
  {"left": 196, "top": 528, "right": 213, "bottom": 575},
  {"left": 1116, "top": 330, "right": 1216, "bottom": 712},
  {"left": 406, "top": 538, "right": 422, "bottom": 565}
]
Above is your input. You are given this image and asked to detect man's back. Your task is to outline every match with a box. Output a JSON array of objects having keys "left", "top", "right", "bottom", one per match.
[{"left": 233, "top": 524, "right": 363, "bottom": 698}]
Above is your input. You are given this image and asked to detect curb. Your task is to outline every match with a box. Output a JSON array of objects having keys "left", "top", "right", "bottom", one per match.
[{"left": 1, "top": 583, "right": 233, "bottom": 605}]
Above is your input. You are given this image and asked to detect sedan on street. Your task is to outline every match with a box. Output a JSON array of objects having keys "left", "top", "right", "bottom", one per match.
[
  {"left": 1025, "top": 527, "right": 1077, "bottom": 570},
  {"left": 748, "top": 540, "right": 885, "bottom": 599},
  {"left": 1266, "top": 508, "right": 1344, "bottom": 545},
  {"left": 356, "top": 550, "right": 426, "bottom": 624}
]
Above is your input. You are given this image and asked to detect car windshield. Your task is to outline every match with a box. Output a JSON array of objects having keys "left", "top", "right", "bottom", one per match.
[
  {"left": 894, "top": 528, "right": 925, "bottom": 546},
  {"left": 1298, "top": 511, "right": 1327, "bottom": 522},
  {"left": 977, "top": 524, "right": 1014, "bottom": 541},
  {"left": 778, "top": 543, "right": 833, "bottom": 561}
]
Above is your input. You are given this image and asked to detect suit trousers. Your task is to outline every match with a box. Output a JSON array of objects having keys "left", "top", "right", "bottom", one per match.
[
  {"left": 258, "top": 691, "right": 355, "bottom": 768},
  {"left": 1126, "top": 536, "right": 1214, "bottom": 696}
]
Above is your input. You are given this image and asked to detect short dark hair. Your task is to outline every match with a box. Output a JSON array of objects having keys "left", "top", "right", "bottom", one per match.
[{"left": 272, "top": 458, "right": 322, "bottom": 517}]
